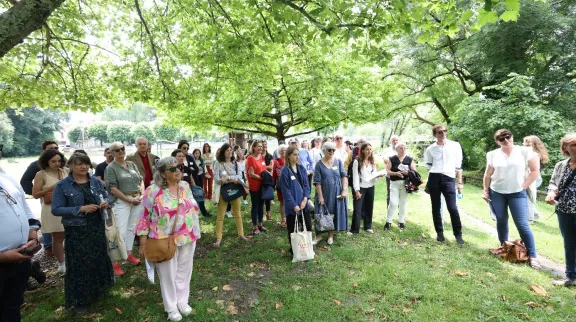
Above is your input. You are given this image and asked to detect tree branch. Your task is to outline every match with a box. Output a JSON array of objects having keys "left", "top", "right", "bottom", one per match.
[
  {"left": 432, "top": 97, "right": 451, "bottom": 124},
  {"left": 412, "top": 109, "right": 435, "bottom": 126}
]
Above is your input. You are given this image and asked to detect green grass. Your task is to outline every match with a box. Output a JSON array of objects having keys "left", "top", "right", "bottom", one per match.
[{"left": 21, "top": 167, "right": 576, "bottom": 322}]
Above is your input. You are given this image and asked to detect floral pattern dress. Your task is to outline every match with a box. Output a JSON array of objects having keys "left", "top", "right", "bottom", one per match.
[{"left": 136, "top": 181, "right": 201, "bottom": 246}]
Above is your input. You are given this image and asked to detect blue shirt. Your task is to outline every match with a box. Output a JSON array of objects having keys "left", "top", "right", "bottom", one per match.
[
  {"left": 298, "top": 149, "right": 313, "bottom": 173},
  {"left": 51, "top": 173, "right": 109, "bottom": 226},
  {"left": 279, "top": 164, "right": 311, "bottom": 217},
  {"left": 0, "top": 173, "right": 39, "bottom": 252}
]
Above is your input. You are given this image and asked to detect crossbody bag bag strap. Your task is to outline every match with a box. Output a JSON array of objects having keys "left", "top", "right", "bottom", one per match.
[
  {"left": 288, "top": 166, "right": 305, "bottom": 193},
  {"left": 169, "top": 188, "right": 181, "bottom": 236}
]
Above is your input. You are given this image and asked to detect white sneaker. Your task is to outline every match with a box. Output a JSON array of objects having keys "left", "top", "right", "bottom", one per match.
[
  {"left": 327, "top": 236, "right": 334, "bottom": 245},
  {"left": 553, "top": 279, "right": 576, "bottom": 287},
  {"left": 312, "top": 237, "right": 321, "bottom": 245},
  {"left": 177, "top": 304, "right": 193, "bottom": 316},
  {"left": 226, "top": 211, "right": 232, "bottom": 218},
  {"left": 366, "top": 229, "right": 374, "bottom": 234},
  {"left": 167, "top": 310, "right": 182, "bottom": 321},
  {"left": 243, "top": 200, "right": 248, "bottom": 205},
  {"left": 58, "top": 263, "right": 66, "bottom": 276},
  {"left": 346, "top": 231, "right": 353, "bottom": 236}
]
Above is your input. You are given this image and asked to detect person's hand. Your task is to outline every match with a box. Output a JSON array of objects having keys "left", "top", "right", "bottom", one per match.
[
  {"left": 545, "top": 192, "right": 557, "bottom": 205},
  {"left": 294, "top": 206, "right": 301, "bottom": 213},
  {"left": 131, "top": 198, "right": 141, "bottom": 205},
  {"left": 138, "top": 243, "right": 146, "bottom": 257},
  {"left": 396, "top": 172, "right": 404, "bottom": 178},
  {"left": 23, "top": 238, "right": 39, "bottom": 250},
  {"left": 482, "top": 189, "right": 490, "bottom": 202},
  {"left": 318, "top": 196, "right": 325, "bottom": 205},
  {"left": 340, "top": 191, "right": 348, "bottom": 198},
  {"left": 80, "top": 204, "right": 99, "bottom": 213},
  {"left": 354, "top": 191, "right": 361, "bottom": 199},
  {"left": 299, "top": 199, "right": 307, "bottom": 209},
  {"left": 0, "top": 246, "right": 32, "bottom": 263},
  {"left": 99, "top": 201, "right": 109, "bottom": 209}
]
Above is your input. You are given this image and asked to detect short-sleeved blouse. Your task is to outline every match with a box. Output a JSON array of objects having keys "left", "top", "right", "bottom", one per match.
[
  {"left": 246, "top": 155, "right": 268, "bottom": 192},
  {"left": 136, "top": 181, "right": 200, "bottom": 246},
  {"left": 557, "top": 165, "right": 576, "bottom": 214},
  {"left": 487, "top": 146, "right": 533, "bottom": 194}
]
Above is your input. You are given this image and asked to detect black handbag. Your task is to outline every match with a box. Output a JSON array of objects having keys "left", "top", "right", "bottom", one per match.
[{"left": 220, "top": 162, "right": 248, "bottom": 202}]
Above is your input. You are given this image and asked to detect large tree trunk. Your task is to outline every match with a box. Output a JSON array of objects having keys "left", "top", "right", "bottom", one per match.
[{"left": 0, "top": 0, "right": 65, "bottom": 58}]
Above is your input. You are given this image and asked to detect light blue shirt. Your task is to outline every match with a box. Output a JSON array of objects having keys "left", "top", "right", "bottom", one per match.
[
  {"left": 0, "top": 173, "right": 38, "bottom": 252},
  {"left": 298, "top": 149, "right": 313, "bottom": 173}
]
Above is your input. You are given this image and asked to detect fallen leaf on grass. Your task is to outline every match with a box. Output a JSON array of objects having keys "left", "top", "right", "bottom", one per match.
[
  {"left": 525, "top": 301, "right": 540, "bottom": 308},
  {"left": 215, "top": 300, "right": 225, "bottom": 308},
  {"left": 530, "top": 285, "right": 549, "bottom": 297},
  {"left": 455, "top": 269, "right": 469, "bottom": 277},
  {"left": 486, "top": 272, "right": 496, "bottom": 279},
  {"left": 353, "top": 282, "right": 358, "bottom": 288},
  {"left": 226, "top": 304, "right": 238, "bottom": 315},
  {"left": 394, "top": 272, "right": 398, "bottom": 277},
  {"left": 275, "top": 302, "right": 283, "bottom": 309},
  {"left": 500, "top": 295, "right": 507, "bottom": 301},
  {"left": 247, "top": 272, "right": 255, "bottom": 277},
  {"left": 223, "top": 284, "right": 234, "bottom": 291},
  {"left": 20, "top": 303, "right": 35, "bottom": 311},
  {"left": 54, "top": 306, "right": 64, "bottom": 313},
  {"left": 207, "top": 308, "right": 216, "bottom": 313},
  {"left": 421, "top": 233, "right": 426, "bottom": 238},
  {"left": 332, "top": 299, "right": 341, "bottom": 305},
  {"left": 115, "top": 308, "right": 122, "bottom": 315},
  {"left": 399, "top": 241, "right": 408, "bottom": 246},
  {"left": 140, "top": 317, "right": 151, "bottom": 322},
  {"left": 320, "top": 246, "right": 330, "bottom": 251},
  {"left": 403, "top": 304, "right": 411, "bottom": 313},
  {"left": 82, "top": 313, "right": 103, "bottom": 319},
  {"left": 212, "top": 286, "right": 219, "bottom": 291},
  {"left": 411, "top": 297, "right": 418, "bottom": 304},
  {"left": 292, "top": 285, "right": 302, "bottom": 291}
]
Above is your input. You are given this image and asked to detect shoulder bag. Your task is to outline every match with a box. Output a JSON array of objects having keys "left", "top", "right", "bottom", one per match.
[
  {"left": 43, "top": 169, "right": 63, "bottom": 205},
  {"left": 221, "top": 162, "right": 248, "bottom": 202},
  {"left": 291, "top": 211, "right": 315, "bottom": 263},
  {"left": 489, "top": 239, "right": 529, "bottom": 263},
  {"left": 314, "top": 204, "right": 335, "bottom": 232},
  {"left": 144, "top": 189, "right": 180, "bottom": 263}
]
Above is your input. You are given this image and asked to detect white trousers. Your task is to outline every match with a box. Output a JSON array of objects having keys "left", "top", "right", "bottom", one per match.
[
  {"left": 113, "top": 198, "right": 143, "bottom": 252},
  {"left": 156, "top": 242, "right": 196, "bottom": 313},
  {"left": 387, "top": 180, "right": 407, "bottom": 223}
]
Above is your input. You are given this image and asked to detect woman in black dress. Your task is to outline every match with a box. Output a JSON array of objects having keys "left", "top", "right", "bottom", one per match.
[{"left": 51, "top": 153, "right": 114, "bottom": 313}]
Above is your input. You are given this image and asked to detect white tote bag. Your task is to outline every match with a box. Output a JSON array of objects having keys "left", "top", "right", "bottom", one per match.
[
  {"left": 105, "top": 208, "right": 128, "bottom": 262},
  {"left": 291, "top": 212, "right": 315, "bottom": 263}
]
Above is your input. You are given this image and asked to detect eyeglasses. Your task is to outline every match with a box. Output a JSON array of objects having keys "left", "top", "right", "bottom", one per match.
[
  {"left": 0, "top": 187, "right": 17, "bottom": 205},
  {"left": 327, "top": 149, "right": 336, "bottom": 152},
  {"left": 114, "top": 147, "right": 125, "bottom": 153},
  {"left": 335, "top": 137, "right": 343, "bottom": 140},
  {"left": 498, "top": 135, "right": 511, "bottom": 142},
  {"left": 436, "top": 130, "right": 448, "bottom": 134},
  {"left": 48, "top": 146, "right": 59, "bottom": 150},
  {"left": 167, "top": 166, "right": 180, "bottom": 173},
  {"left": 181, "top": 146, "right": 189, "bottom": 150}
]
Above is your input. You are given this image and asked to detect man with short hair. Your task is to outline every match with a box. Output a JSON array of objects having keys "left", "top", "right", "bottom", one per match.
[
  {"left": 333, "top": 134, "right": 349, "bottom": 161},
  {"left": 19, "top": 140, "right": 59, "bottom": 254},
  {"left": 0, "top": 172, "right": 41, "bottom": 321},
  {"left": 126, "top": 137, "right": 157, "bottom": 188},
  {"left": 424, "top": 125, "right": 465, "bottom": 244},
  {"left": 95, "top": 148, "right": 114, "bottom": 184}
]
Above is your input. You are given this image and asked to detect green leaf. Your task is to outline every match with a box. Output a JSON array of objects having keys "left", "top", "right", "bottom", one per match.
[
  {"left": 309, "top": 7, "right": 325, "bottom": 16},
  {"left": 477, "top": 9, "right": 498, "bottom": 26},
  {"left": 505, "top": 0, "right": 520, "bottom": 12},
  {"left": 459, "top": 10, "right": 474, "bottom": 24},
  {"left": 500, "top": 11, "right": 518, "bottom": 22}
]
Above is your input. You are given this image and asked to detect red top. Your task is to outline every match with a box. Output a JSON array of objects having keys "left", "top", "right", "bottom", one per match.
[
  {"left": 273, "top": 158, "right": 285, "bottom": 184},
  {"left": 139, "top": 153, "right": 153, "bottom": 187},
  {"left": 246, "top": 154, "right": 267, "bottom": 192}
]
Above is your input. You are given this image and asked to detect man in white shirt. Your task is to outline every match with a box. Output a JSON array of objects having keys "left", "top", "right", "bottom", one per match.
[
  {"left": 424, "top": 125, "right": 465, "bottom": 244},
  {"left": 333, "top": 134, "right": 349, "bottom": 161}
]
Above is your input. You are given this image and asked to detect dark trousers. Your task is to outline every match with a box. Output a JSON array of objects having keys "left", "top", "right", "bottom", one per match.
[
  {"left": 427, "top": 173, "right": 462, "bottom": 237},
  {"left": 265, "top": 199, "right": 271, "bottom": 212},
  {"left": 287, "top": 212, "right": 312, "bottom": 250},
  {"left": 351, "top": 186, "right": 375, "bottom": 232},
  {"left": 0, "top": 259, "right": 32, "bottom": 322},
  {"left": 250, "top": 191, "right": 264, "bottom": 225},
  {"left": 557, "top": 211, "right": 576, "bottom": 280},
  {"left": 386, "top": 177, "right": 391, "bottom": 207},
  {"left": 198, "top": 201, "right": 209, "bottom": 216}
]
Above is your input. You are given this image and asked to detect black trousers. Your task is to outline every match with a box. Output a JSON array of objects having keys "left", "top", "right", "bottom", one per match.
[
  {"left": 427, "top": 173, "right": 462, "bottom": 236},
  {"left": 287, "top": 211, "right": 313, "bottom": 250},
  {"left": 250, "top": 191, "right": 264, "bottom": 225},
  {"left": 0, "top": 259, "right": 32, "bottom": 322},
  {"left": 351, "top": 186, "right": 375, "bottom": 232}
]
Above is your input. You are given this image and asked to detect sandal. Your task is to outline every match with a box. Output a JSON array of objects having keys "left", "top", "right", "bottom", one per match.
[
  {"left": 281, "top": 220, "right": 287, "bottom": 228},
  {"left": 529, "top": 258, "right": 542, "bottom": 270},
  {"left": 253, "top": 228, "right": 261, "bottom": 235},
  {"left": 238, "top": 236, "right": 249, "bottom": 241},
  {"left": 214, "top": 240, "right": 222, "bottom": 247},
  {"left": 266, "top": 213, "right": 272, "bottom": 221},
  {"left": 258, "top": 225, "right": 268, "bottom": 232}
]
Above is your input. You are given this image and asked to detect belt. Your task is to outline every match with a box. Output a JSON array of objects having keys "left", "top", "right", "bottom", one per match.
[{"left": 126, "top": 192, "right": 141, "bottom": 198}]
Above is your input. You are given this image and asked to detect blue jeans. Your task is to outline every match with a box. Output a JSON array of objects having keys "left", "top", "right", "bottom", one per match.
[
  {"left": 557, "top": 211, "right": 576, "bottom": 280},
  {"left": 489, "top": 189, "right": 537, "bottom": 257},
  {"left": 42, "top": 232, "right": 52, "bottom": 248}
]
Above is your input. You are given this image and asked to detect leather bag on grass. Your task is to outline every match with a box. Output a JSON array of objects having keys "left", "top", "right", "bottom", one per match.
[{"left": 489, "top": 239, "right": 529, "bottom": 263}]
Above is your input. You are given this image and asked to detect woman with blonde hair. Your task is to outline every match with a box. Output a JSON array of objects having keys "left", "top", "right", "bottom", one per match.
[{"left": 523, "top": 135, "right": 550, "bottom": 222}]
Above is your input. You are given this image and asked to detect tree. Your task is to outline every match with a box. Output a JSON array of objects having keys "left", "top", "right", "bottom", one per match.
[
  {"left": 0, "top": 112, "right": 15, "bottom": 153},
  {"left": 87, "top": 123, "right": 108, "bottom": 146},
  {"left": 106, "top": 122, "right": 133, "bottom": 144},
  {"left": 67, "top": 126, "right": 85, "bottom": 143},
  {"left": 131, "top": 123, "right": 155, "bottom": 142},
  {"left": 153, "top": 123, "right": 180, "bottom": 142},
  {"left": 100, "top": 103, "right": 157, "bottom": 123},
  {"left": 3, "top": 107, "right": 67, "bottom": 157}
]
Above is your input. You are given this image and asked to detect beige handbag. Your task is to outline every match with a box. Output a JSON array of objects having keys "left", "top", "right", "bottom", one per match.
[{"left": 105, "top": 208, "right": 128, "bottom": 262}]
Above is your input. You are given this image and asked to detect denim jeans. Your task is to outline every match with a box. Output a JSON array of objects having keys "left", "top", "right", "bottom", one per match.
[
  {"left": 489, "top": 189, "right": 537, "bottom": 257},
  {"left": 249, "top": 191, "right": 264, "bottom": 226},
  {"left": 427, "top": 173, "right": 462, "bottom": 237},
  {"left": 42, "top": 232, "right": 53, "bottom": 248},
  {"left": 557, "top": 211, "right": 576, "bottom": 280}
]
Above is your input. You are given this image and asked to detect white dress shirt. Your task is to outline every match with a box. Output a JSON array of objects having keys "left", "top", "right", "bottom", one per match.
[
  {"left": 334, "top": 146, "right": 348, "bottom": 161},
  {"left": 0, "top": 173, "right": 38, "bottom": 252},
  {"left": 487, "top": 146, "right": 533, "bottom": 194},
  {"left": 352, "top": 160, "right": 378, "bottom": 191},
  {"left": 424, "top": 139, "right": 463, "bottom": 178}
]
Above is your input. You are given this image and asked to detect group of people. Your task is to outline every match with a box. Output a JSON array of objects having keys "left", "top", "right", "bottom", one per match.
[{"left": 2, "top": 125, "right": 576, "bottom": 322}]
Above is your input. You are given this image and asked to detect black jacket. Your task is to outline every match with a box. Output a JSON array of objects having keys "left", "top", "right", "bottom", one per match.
[
  {"left": 261, "top": 171, "right": 275, "bottom": 187},
  {"left": 20, "top": 160, "right": 40, "bottom": 195}
]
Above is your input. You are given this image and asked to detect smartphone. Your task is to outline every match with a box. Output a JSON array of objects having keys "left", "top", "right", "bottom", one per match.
[{"left": 19, "top": 244, "right": 42, "bottom": 256}]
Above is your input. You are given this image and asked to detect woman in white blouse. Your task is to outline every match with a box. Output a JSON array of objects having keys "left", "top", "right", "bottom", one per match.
[
  {"left": 482, "top": 129, "right": 541, "bottom": 269},
  {"left": 351, "top": 143, "right": 385, "bottom": 233}
]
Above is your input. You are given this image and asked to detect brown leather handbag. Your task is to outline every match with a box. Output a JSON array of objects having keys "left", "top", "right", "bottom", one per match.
[
  {"left": 144, "top": 192, "right": 180, "bottom": 263},
  {"left": 489, "top": 239, "right": 529, "bottom": 263},
  {"left": 42, "top": 170, "right": 63, "bottom": 205}
]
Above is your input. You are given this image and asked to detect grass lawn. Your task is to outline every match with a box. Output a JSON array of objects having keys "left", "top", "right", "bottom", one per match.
[{"left": 21, "top": 167, "right": 576, "bottom": 321}]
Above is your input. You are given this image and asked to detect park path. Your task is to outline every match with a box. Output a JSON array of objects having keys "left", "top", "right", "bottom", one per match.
[{"left": 458, "top": 207, "right": 565, "bottom": 278}]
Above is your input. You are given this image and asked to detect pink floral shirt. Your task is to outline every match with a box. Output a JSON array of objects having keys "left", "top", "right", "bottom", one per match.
[{"left": 136, "top": 181, "right": 201, "bottom": 246}]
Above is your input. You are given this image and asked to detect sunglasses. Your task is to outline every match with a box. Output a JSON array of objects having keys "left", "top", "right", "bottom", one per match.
[
  {"left": 498, "top": 135, "right": 511, "bottom": 142},
  {"left": 167, "top": 166, "right": 180, "bottom": 173},
  {"left": 114, "top": 147, "right": 126, "bottom": 153},
  {"left": 335, "top": 137, "right": 343, "bottom": 140},
  {"left": 181, "top": 146, "right": 189, "bottom": 150},
  {"left": 327, "top": 149, "right": 336, "bottom": 152},
  {"left": 436, "top": 130, "right": 448, "bottom": 134}
]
